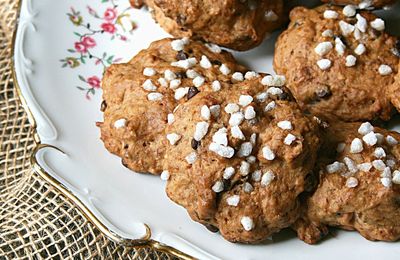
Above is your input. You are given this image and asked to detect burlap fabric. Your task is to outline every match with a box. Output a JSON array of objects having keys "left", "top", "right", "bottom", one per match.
[{"left": 0, "top": 1, "right": 180, "bottom": 259}]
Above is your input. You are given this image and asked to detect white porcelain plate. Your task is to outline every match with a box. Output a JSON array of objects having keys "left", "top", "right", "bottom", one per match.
[{"left": 14, "top": 0, "right": 400, "bottom": 259}]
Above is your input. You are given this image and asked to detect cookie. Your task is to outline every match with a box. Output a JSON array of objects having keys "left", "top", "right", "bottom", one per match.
[
  {"left": 389, "top": 60, "right": 400, "bottom": 110},
  {"left": 162, "top": 76, "right": 321, "bottom": 243},
  {"left": 274, "top": 5, "right": 399, "bottom": 122},
  {"left": 132, "top": 0, "right": 286, "bottom": 51},
  {"left": 321, "top": 0, "right": 397, "bottom": 8},
  {"left": 99, "top": 38, "right": 246, "bottom": 175},
  {"left": 294, "top": 121, "right": 400, "bottom": 244}
]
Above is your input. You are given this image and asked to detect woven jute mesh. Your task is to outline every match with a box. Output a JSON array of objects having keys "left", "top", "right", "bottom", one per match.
[{"left": 0, "top": 1, "right": 179, "bottom": 259}]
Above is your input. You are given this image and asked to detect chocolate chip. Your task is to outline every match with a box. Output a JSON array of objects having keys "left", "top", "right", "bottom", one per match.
[
  {"left": 315, "top": 86, "right": 331, "bottom": 99},
  {"left": 100, "top": 100, "right": 107, "bottom": 112},
  {"left": 176, "top": 71, "right": 186, "bottom": 79},
  {"left": 187, "top": 86, "right": 200, "bottom": 100},
  {"left": 191, "top": 138, "right": 200, "bottom": 150},
  {"left": 211, "top": 60, "right": 222, "bottom": 65},
  {"left": 123, "top": 144, "right": 129, "bottom": 149},
  {"left": 176, "top": 51, "right": 188, "bottom": 60},
  {"left": 204, "top": 224, "right": 219, "bottom": 233}
]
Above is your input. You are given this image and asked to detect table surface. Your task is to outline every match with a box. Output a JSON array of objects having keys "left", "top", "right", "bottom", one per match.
[{"left": 0, "top": 1, "right": 178, "bottom": 259}]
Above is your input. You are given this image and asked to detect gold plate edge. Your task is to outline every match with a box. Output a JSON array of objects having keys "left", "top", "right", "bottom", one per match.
[{"left": 10, "top": 0, "right": 195, "bottom": 259}]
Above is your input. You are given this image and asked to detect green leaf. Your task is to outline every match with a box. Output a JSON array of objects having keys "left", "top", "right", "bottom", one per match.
[
  {"left": 67, "top": 49, "right": 75, "bottom": 53},
  {"left": 73, "top": 32, "right": 81, "bottom": 37},
  {"left": 106, "top": 55, "right": 114, "bottom": 64},
  {"left": 78, "top": 75, "right": 86, "bottom": 82},
  {"left": 76, "top": 86, "right": 85, "bottom": 90}
]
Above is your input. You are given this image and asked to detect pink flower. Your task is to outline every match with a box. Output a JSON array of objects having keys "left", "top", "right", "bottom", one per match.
[
  {"left": 120, "top": 35, "right": 127, "bottom": 41},
  {"left": 101, "top": 22, "right": 116, "bottom": 34},
  {"left": 104, "top": 8, "right": 117, "bottom": 21},
  {"left": 87, "top": 76, "right": 101, "bottom": 88},
  {"left": 74, "top": 42, "right": 87, "bottom": 53},
  {"left": 82, "top": 36, "right": 96, "bottom": 48}
]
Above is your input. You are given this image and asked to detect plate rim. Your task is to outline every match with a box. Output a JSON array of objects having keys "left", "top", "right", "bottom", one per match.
[
  {"left": 12, "top": 1, "right": 400, "bottom": 258},
  {"left": 11, "top": 1, "right": 194, "bottom": 259}
]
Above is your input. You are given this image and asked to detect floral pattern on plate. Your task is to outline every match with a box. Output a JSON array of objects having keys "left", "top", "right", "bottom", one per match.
[{"left": 60, "top": 0, "right": 137, "bottom": 100}]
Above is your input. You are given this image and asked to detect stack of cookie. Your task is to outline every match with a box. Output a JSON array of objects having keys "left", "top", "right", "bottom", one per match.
[
  {"left": 97, "top": 0, "right": 400, "bottom": 245},
  {"left": 274, "top": 2, "right": 400, "bottom": 244}
]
